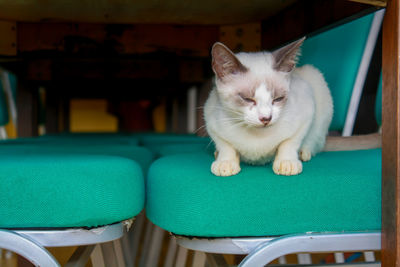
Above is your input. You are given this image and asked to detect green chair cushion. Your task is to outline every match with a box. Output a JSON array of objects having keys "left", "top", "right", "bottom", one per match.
[
  {"left": 135, "top": 133, "right": 210, "bottom": 146},
  {"left": 0, "top": 154, "right": 144, "bottom": 228},
  {"left": 146, "top": 149, "right": 381, "bottom": 237},
  {"left": 0, "top": 134, "right": 138, "bottom": 146},
  {"left": 136, "top": 133, "right": 212, "bottom": 157},
  {"left": 0, "top": 144, "right": 154, "bottom": 174},
  {"left": 146, "top": 143, "right": 214, "bottom": 158},
  {"left": 38, "top": 134, "right": 139, "bottom": 145},
  {"left": 299, "top": 12, "right": 375, "bottom": 131}
]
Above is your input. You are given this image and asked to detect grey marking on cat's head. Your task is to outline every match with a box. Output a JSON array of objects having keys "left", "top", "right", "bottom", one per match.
[
  {"left": 272, "top": 37, "right": 305, "bottom": 72},
  {"left": 211, "top": 42, "right": 248, "bottom": 82}
]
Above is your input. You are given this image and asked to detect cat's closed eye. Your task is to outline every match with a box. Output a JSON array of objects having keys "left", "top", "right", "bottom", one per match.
[
  {"left": 239, "top": 94, "right": 256, "bottom": 105},
  {"left": 273, "top": 96, "right": 285, "bottom": 104}
]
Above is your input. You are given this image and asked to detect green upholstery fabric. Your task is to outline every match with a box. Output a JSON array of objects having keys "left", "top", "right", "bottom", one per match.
[
  {"left": 0, "top": 154, "right": 144, "bottom": 228},
  {"left": 136, "top": 133, "right": 212, "bottom": 157},
  {"left": 150, "top": 143, "right": 214, "bottom": 158},
  {"left": 146, "top": 149, "right": 381, "bottom": 237},
  {"left": 43, "top": 132, "right": 132, "bottom": 137},
  {"left": 0, "top": 135, "right": 139, "bottom": 146},
  {"left": 39, "top": 134, "right": 139, "bottom": 145},
  {"left": 136, "top": 133, "right": 210, "bottom": 146},
  {"left": 299, "top": 13, "right": 374, "bottom": 131},
  {"left": 0, "top": 144, "right": 154, "bottom": 173}
]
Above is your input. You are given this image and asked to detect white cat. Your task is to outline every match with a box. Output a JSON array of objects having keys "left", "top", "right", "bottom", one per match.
[{"left": 204, "top": 38, "right": 334, "bottom": 176}]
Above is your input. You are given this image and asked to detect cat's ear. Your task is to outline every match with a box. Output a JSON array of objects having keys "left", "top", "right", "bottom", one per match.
[
  {"left": 272, "top": 37, "right": 305, "bottom": 72},
  {"left": 211, "top": 42, "right": 247, "bottom": 81}
]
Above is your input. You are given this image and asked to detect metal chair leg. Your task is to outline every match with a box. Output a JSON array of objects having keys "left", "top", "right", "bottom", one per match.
[
  {"left": 101, "top": 241, "right": 119, "bottom": 267},
  {"left": 0, "top": 229, "right": 60, "bottom": 267},
  {"left": 90, "top": 244, "right": 105, "bottom": 267},
  {"left": 145, "top": 225, "right": 165, "bottom": 267},
  {"left": 238, "top": 232, "right": 380, "bottom": 267},
  {"left": 65, "top": 245, "right": 95, "bottom": 267},
  {"left": 163, "top": 236, "right": 178, "bottom": 267}
]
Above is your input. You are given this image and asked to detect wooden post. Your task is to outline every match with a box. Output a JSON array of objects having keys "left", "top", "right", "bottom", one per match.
[
  {"left": 382, "top": 0, "right": 400, "bottom": 265},
  {"left": 16, "top": 80, "right": 38, "bottom": 137},
  {"left": 45, "top": 87, "right": 60, "bottom": 134},
  {"left": 0, "top": 21, "right": 16, "bottom": 56}
]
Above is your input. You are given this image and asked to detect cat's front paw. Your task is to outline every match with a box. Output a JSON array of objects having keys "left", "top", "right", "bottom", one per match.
[
  {"left": 299, "top": 148, "right": 312, "bottom": 162},
  {"left": 211, "top": 160, "right": 241, "bottom": 176},
  {"left": 273, "top": 159, "right": 302, "bottom": 176}
]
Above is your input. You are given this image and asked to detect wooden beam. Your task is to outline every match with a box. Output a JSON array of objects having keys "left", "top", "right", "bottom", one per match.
[
  {"left": 0, "top": 0, "right": 296, "bottom": 25},
  {"left": 219, "top": 23, "right": 261, "bottom": 52},
  {"left": 17, "top": 23, "right": 218, "bottom": 57},
  {"left": 382, "top": 0, "right": 400, "bottom": 265},
  {"left": 0, "top": 21, "right": 16, "bottom": 56},
  {"left": 261, "top": 0, "right": 378, "bottom": 50},
  {"left": 348, "top": 0, "right": 386, "bottom": 7},
  {"left": 18, "top": 57, "right": 209, "bottom": 84}
]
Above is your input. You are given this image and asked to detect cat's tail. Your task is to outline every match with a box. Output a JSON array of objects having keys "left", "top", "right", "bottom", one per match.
[{"left": 323, "top": 133, "right": 381, "bottom": 151}]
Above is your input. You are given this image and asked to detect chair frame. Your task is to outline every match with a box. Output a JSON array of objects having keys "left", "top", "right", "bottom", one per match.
[
  {"left": 177, "top": 231, "right": 380, "bottom": 266},
  {"left": 158, "top": 10, "right": 385, "bottom": 266},
  {"left": 0, "top": 222, "right": 126, "bottom": 266},
  {"left": 342, "top": 9, "right": 384, "bottom": 136}
]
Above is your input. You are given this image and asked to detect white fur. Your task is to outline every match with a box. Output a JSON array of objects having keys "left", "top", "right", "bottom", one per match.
[{"left": 205, "top": 50, "right": 333, "bottom": 176}]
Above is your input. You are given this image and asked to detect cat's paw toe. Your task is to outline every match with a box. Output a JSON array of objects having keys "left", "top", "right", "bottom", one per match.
[
  {"left": 211, "top": 160, "right": 241, "bottom": 176},
  {"left": 273, "top": 159, "right": 303, "bottom": 176},
  {"left": 299, "top": 148, "right": 312, "bottom": 162}
]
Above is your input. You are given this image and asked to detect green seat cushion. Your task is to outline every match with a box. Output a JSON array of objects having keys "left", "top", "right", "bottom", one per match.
[
  {"left": 146, "top": 149, "right": 381, "bottom": 237},
  {"left": 0, "top": 134, "right": 139, "bottom": 146},
  {"left": 0, "top": 154, "right": 144, "bottom": 228},
  {"left": 135, "top": 133, "right": 210, "bottom": 146},
  {"left": 0, "top": 137, "right": 138, "bottom": 146},
  {"left": 146, "top": 143, "right": 214, "bottom": 158},
  {"left": 39, "top": 134, "right": 139, "bottom": 145},
  {"left": 299, "top": 12, "right": 375, "bottom": 131},
  {"left": 0, "top": 144, "right": 154, "bottom": 174},
  {"left": 137, "top": 133, "right": 212, "bottom": 157}
]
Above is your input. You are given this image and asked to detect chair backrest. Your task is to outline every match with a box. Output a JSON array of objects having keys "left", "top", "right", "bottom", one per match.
[
  {"left": 375, "top": 73, "right": 382, "bottom": 126},
  {"left": 298, "top": 11, "right": 383, "bottom": 134},
  {"left": 296, "top": 11, "right": 383, "bottom": 264}
]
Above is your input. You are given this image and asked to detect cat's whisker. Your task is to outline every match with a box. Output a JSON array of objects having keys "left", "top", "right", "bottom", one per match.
[
  {"left": 212, "top": 106, "right": 243, "bottom": 115},
  {"left": 217, "top": 119, "right": 244, "bottom": 125},
  {"left": 205, "top": 140, "right": 215, "bottom": 151},
  {"left": 219, "top": 120, "right": 247, "bottom": 130},
  {"left": 194, "top": 125, "right": 207, "bottom": 133},
  {"left": 217, "top": 117, "right": 242, "bottom": 122}
]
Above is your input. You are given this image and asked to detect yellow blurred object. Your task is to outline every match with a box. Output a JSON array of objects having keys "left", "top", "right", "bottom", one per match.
[
  {"left": 5, "top": 120, "right": 16, "bottom": 138},
  {"left": 70, "top": 99, "right": 118, "bottom": 132},
  {"left": 153, "top": 101, "right": 167, "bottom": 133},
  {"left": 1, "top": 250, "right": 17, "bottom": 267}
]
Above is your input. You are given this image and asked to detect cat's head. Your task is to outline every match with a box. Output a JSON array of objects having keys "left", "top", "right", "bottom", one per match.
[{"left": 211, "top": 37, "right": 305, "bottom": 128}]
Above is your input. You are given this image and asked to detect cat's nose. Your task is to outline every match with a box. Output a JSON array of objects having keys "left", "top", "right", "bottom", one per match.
[{"left": 259, "top": 116, "right": 272, "bottom": 125}]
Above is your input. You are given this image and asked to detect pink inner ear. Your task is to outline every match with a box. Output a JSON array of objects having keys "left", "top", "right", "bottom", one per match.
[{"left": 211, "top": 44, "right": 247, "bottom": 79}]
